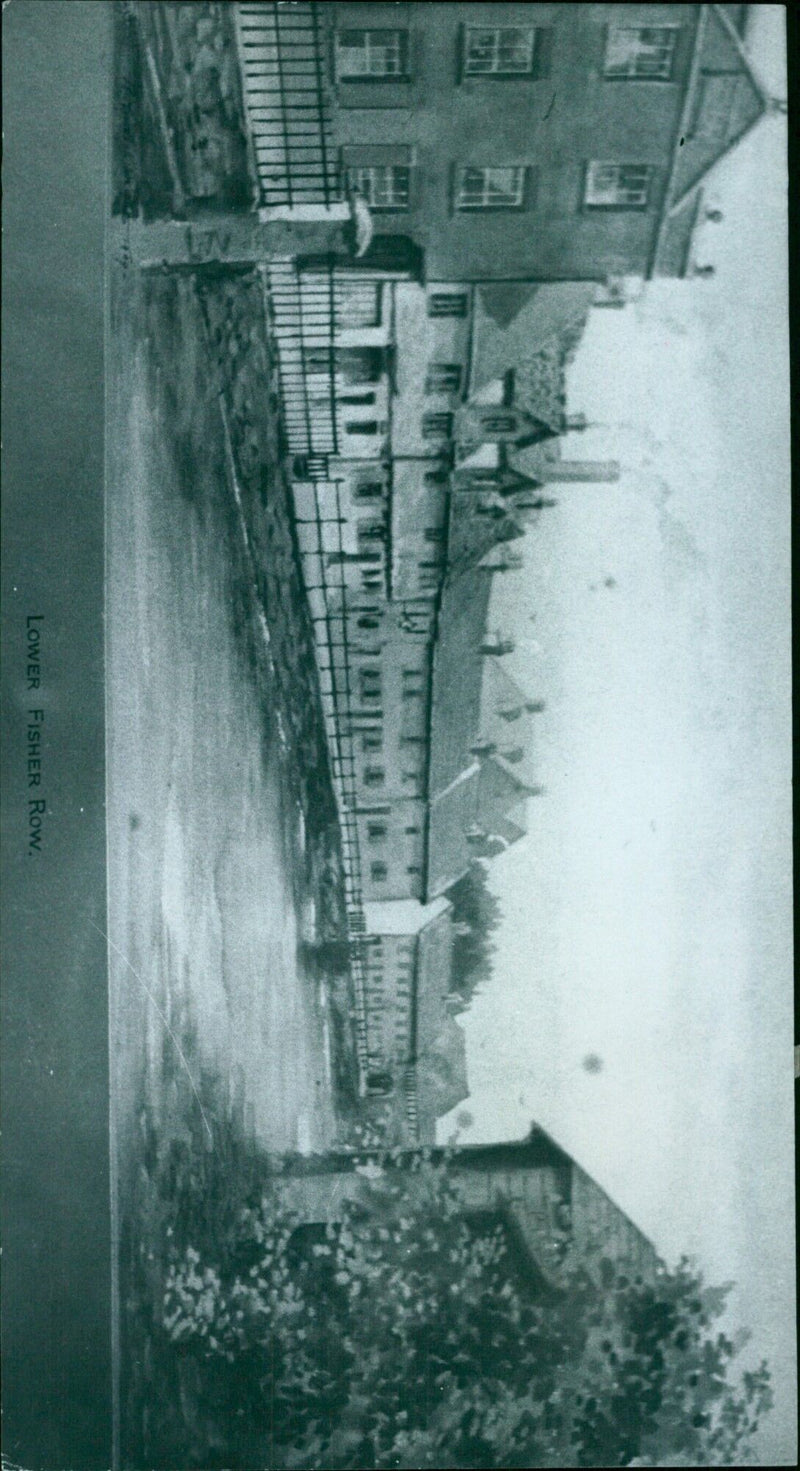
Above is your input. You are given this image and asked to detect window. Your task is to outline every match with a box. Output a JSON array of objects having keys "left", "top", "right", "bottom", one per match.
[
  {"left": 482, "top": 413, "right": 518, "bottom": 435},
  {"left": 424, "top": 527, "right": 444, "bottom": 542},
  {"left": 355, "top": 483, "right": 383, "bottom": 502},
  {"left": 463, "top": 25, "right": 537, "bottom": 76},
  {"left": 303, "top": 347, "right": 333, "bottom": 374},
  {"left": 338, "top": 347, "right": 384, "bottom": 385},
  {"left": 364, "top": 766, "right": 385, "bottom": 786},
  {"left": 424, "top": 468, "right": 449, "bottom": 487},
  {"left": 455, "top": 165, "right": 526, "bottom": 210},
  {"left": 346, "top": 420, "right": 381, "bottom": 435},
  {"left": 359, "top": 669, "right": 381, "bottom": 702},
  {"left": 362, "top": 733, "right": 383, "bottom": 751},
  {"left": 348, "top": 165, "right": 410, "bottom": 210},
  {"left": 340, "top": 390, "right": 376, "bottom": 406},
  {"left": 428, "top": 292, "right": 468, "bottom": 319},
  {"left": 334, "top": 280, "right": 381, "bottom": 329},
  {"left": 336, "top": 28, "right": 409, "bottom": 79},
  {"left": 425, "top": 363, "right": 462, "bottom": 394},
  {"left": 405, "top": 824, "right": 421, "bottom": 834},
  {"left": 604, "top": 27, "right": 678, "bottom": 80},
  {"left": 584, "top": 162, "right": 652, "bottom": 209},
  {"left": 406, "top": 863, "right": 422, "bottom": 874},
  {"left": 368, "top": 822, "right": 387, "bottom": 842},
  {"left": 422, "top": 412, "right": 454, "bottom": 439},
  {"left": 370, "top": 860, "right": 388, "bottom": 882}
]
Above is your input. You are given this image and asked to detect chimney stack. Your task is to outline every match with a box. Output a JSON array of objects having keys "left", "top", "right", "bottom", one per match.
[{"left": 539, "top": 460, "right": 620, "bottom": 484}]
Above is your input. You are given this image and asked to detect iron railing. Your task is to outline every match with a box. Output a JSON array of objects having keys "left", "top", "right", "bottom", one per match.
[{"left": 235, "top": 1, "right": 341, "bottom": 208}]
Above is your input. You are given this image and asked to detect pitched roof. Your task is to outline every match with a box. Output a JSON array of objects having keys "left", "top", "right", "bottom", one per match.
[
  {"left": 653, "top": 4, "right": 769, "bottom": 275},
  {"left": 470, "top": 283, "right": 595, "bottom": 403},
  {"left": 415, "top": 908, "right": 469, "bottom": 1137},
  {"left": 362, "top": 897, "right": 451, "bottom": 937}
]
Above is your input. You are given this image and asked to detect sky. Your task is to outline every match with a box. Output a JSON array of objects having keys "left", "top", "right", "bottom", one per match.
[{"left": 441, "top": 9, "right": 795, "bottom": 1462}]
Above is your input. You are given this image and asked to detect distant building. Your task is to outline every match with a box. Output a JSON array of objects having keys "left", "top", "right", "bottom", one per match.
[{"left": 358, "top": 896, "right": 468, "bottom": 1138}]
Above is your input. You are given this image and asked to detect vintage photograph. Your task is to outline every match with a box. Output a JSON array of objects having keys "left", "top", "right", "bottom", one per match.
[{"left": 101, "top": 2, "right": 793, "bottom": 1466}]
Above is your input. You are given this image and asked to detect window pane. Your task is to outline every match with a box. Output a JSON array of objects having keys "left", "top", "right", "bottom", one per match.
[
  {"left": 422, "top": 413, "right": 454, "bottom": 438},
  {"left": 464, "top": 26, "right": 535, "bottom": 75},
  {"left": 604, "top": 27, "right": 677, "bottom": 80},
  {"left": 425, "top": 363, "right": 462, "bottom": 393},
  {"left": 456, "top": 166, "right": 525, "bottom": 209},
  {"left": 338, "top": 29, "right": 408, "bottom": 79},
  {"left": 348, "top": 165, "right": 410, "bottom": 209},
  {"left": 585, "top": 161, "right": 651, "bottom": 208},
  {"left": 428, "top": 293, "right": 468, "bottom": 318},
  {"left": 334, "top": 280, "right": 381, "bottom": 328}
]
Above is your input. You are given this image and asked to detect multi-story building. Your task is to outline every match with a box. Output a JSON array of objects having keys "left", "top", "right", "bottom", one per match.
[
  {"left": 359, "top": 896, "right": 467, "bottom": 1132},
  {"left": 246, "top": 3, "right": 767, "bottom": 282},
  {"left": 230, "top": 3, "right": 770, "bottom": 1128}
]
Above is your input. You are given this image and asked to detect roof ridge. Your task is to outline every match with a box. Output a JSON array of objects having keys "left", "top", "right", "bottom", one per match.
[{"left": 667, "top": 3, "right": 769, "bottom": 218}]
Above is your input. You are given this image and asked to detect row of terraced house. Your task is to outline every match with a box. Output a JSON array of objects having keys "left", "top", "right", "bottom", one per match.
[{"left": 228, "top": 0, "right": 768, "bottom": 1140}]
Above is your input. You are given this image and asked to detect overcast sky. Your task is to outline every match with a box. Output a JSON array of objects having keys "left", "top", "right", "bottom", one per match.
[{"left": 441, "top": 9, "right": 795, "bottom": 1462}]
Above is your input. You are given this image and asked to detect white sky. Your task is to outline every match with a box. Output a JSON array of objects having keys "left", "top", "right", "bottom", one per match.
[{"left": 440, "top": 9, "right": 795, "bottom": 1462}]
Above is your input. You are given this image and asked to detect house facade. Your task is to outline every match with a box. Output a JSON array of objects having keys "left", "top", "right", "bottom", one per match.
[
  {"left": 320, "top": 3, "right": 765, "bottom": 281},
  {"left": 229, "top": 3, "right": 768, "bottom": 1133}
]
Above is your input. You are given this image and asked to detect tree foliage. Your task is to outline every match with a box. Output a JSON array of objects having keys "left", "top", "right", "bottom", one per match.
[
  {"left": 160, "top": 1159, "right": 772, "bottom": 1468},
  {"left": 447, "top": 860, "right": 503, "bottom": 1009}
]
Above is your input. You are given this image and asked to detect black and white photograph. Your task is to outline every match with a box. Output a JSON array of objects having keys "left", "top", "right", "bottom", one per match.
[{"left": 2, "top": 4, "right": 795, "bottom": 1468}]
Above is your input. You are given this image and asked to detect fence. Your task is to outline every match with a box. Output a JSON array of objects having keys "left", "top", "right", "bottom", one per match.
[
  {"left": 234, "top": 1, "right": 341, "bottom": 208},
  {"left": 264, "top": 256, "right": 390, "bottom": 465},
  {"left": 261, "top": 262, "right": 421, "bottom": 1134},
  {"left": 263, "top": 257, "right": 338, "bottom": 460}
]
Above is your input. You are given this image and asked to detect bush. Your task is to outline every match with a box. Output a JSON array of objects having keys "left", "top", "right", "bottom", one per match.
[{"left": 159, "top": 1162, "right": 772, "bottom": 1468}]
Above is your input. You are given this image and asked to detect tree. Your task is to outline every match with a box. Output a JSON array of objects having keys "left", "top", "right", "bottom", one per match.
[
  {"left": 447, "top": 860, "right": 502, "bottom": 1010},
  {"left": 160, "top": 1159, "right": 772, "bottom": 1468}
]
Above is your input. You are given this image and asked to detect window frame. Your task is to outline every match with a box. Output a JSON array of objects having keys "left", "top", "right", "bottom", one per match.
[
  {"left": 427, "top": 292, "right": 469, "bottom": 319},
  {"left": 454, "top": 164, "right": 528, "bottom": 213},
  {"left": 425, "top": 363, "right": 463, "bottom": 395},
  {"left": 335, "top": 28, "right": 410, "bottom": 82},
  {"left": 462, "top": 24, "right": 539, "bottom": 78},
  {"left": 422, "top": 411, "right": 454, "bottom": 440},
  {"left": 602, "top": 25, "right": 680, "bottom": 82},
  {"left": 333, "top": 279, "right": 382, "bottom": 330},
  {"left": 583, "top": 161, "right": 654, "bottom": 211},
  {"left": 347, "top": 164, "right": 411, "bottom": 212}
]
